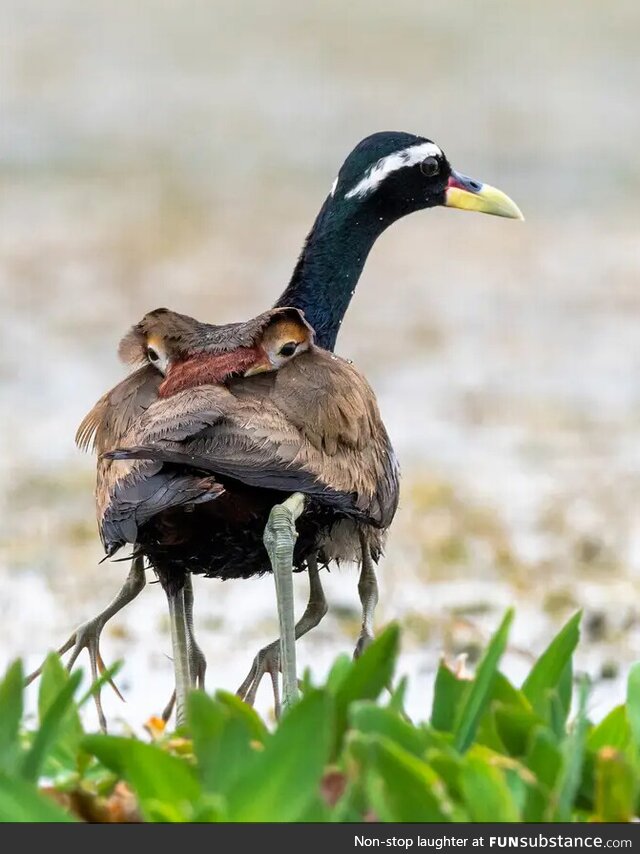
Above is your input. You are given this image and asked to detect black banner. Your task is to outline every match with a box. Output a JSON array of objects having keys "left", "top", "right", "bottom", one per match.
[{"left": 2, "top": 823, "right": 638, "bottom": 850}]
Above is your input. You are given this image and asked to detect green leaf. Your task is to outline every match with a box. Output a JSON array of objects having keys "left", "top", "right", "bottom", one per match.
[
  {"left": 325, "top": 655, "right": 352, "bottom": 694},
  {"left": 626, "top": 663, "right": 640, "bottom": 750},
  {"left": 359, "top": 734, "right": 455, "bottom": 822},
  {"left": 188, "top": 691, "right": 260, "bottom": 794},
  {"left": 214, "top": 690, "right": 268, "bottom": 743},
  {"left": 549, "top": 677, "right": 589, "bottom": 821},
  {"left": 588, "top": 705, "right": 630, "bottom": 754},
  {"left": 494, "top": 703, "right": 542, "bottom": 757},
  {"left": 349, "top": 702, "right": 429, "bottom": 758},
  {"left": 491, "top": 673, "right": 533, "bottom": 710},
  {"left": 225, "top": 689, "right": 333, "bottom": 822},
  {"left": 526, "top": 726, "right": 562, "bottom": 790},
  {"left": 459, "top": 754, "right": 520, "bottom": 821},
  {"left": 593, "top": 747, "right": 637, "bottom": 822},
  {"left": 431, "top": 661, "right": 469, "bottom": 733},
  {"left": 21, "top": 667, "right": 82, "bottom": 783},
  {"left": 522, "top": 613, "right": 580, "bottom": 721},
  {"left": 0, "top": 661, "right": 24, "bottom": 774},
  {"left": 0, "top": 774, "right": 75, "bottom": 822},
  {"left": 387, "top": 675, "right": 408, "bottom": 715},
  {"left": 83, "top": 735, "right": 201, "bottom": 821},
  {"left": 36, "top": 655, "right": 84, "bottom": 779},
  {"left": 453, "top": 609, "right": 514, "bottom": 752},
  {"left": 331, "top": 624, "right": 399, "bottom": 753}
]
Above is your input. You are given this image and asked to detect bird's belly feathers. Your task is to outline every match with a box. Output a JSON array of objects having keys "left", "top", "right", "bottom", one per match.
[{"left": 135, "top": 488, "right": 372, "bottom": 592}]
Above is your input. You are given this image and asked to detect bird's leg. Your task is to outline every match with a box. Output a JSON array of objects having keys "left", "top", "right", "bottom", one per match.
[
  {"left": 165, "top": 582, "right": 192, "bottom": 728},
  {"left": 354, "top": 533, "right": 379, "bottom": 658},
  {"left": 237, "top": 554, "right": 327, "bottom": 715},
  {"left": 161, "top": 575, "right": 206, "bottom": 723},
  {"left": 262, "top": 492, "right": 305, "bottom": 712},
  {"left": 25, "top": 554, "right": 147, "bottom": 732}
]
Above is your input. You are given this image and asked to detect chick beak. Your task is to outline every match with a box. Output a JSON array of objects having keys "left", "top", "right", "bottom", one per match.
[
  {"left": 243, "top": 355, "right": 272, "bottom": 377},
  {"left": 445, "top": 171, "right": 524, "bottom": 220}
]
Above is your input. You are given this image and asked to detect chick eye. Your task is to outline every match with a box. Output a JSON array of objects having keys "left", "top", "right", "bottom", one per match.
[
  {"left": 420, "top": 157, "right": 440, "bottom": 178},
  {"left": 147, "top": 347, "right": 160, "bottom": 363},
  {"left": 278, "top": 342, "right": 298, "bottom": 358}
]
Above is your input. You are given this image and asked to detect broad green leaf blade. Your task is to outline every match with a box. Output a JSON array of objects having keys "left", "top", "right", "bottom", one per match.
[
  {"left": 0, "top": 660, "right": 24, "bottom": 774},
  {"left": 431, "top": 661, "right": 469, "bottom": 733},
  {"left": 21, "top": 668, "right": 82, "bottom": 783},
  {"left": 593, "top": 747, "right": 637, "bottom": 822},
  {"left": 349, "top": 702, "right": 429, "bottom": 758},
  {"left": 214, "top": 690, "right": 268, "bottom": 743},
  {"left": 588, "top": 705, "right": 630, "bottom": 754},
  {"left": 0, "top": 774, "right": 75, "bottom": 822},
  {"left": 522, "top": 613, "right": 580, "bottom": 720},
  {"left": 626, "top": 663, "right": 640, "bottom": 750},
  {"left": 83, "top": 735, "right": 201, "bottom": 821},
  {"left": 225, "top": 689, "right": 333, "bottom": 822},
  {"left": 459, "top": 754, "right": 520, "bottom": 822},
  {"left": 325, "top": 655, "right": 353, "bottom": 694},
  {"left": 362, "top": 735, "right": 455, "bottom": 822},
  {"left": 526, "top": 726, "right": 562, "bottom": 790},
  {"left": 188, "top": 691, "right": 259, "bottom": 794},
  {"left": 36, "top": 654, "right": 84, "bottom": 780},
  {"left": 332, "top": 624, "right": 399, "bottom": 753},
  {"left": 494, "top": 703, "right": 542, "bottom": 757},
  {"left": 453, "top": 609, "right": 514, "bottom": 753}
]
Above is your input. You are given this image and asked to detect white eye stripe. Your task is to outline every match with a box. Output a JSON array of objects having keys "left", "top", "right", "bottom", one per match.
[
  {"left": 344, "top": 142, "right": 443, "bottom": 200},
  {"left": 330, "top": 177, "right": 338, "bottom": 197}
]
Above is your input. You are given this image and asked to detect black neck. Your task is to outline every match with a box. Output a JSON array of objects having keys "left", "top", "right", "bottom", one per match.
[{"left": 274, "top": 196, "right": 389, "bottom": 351}]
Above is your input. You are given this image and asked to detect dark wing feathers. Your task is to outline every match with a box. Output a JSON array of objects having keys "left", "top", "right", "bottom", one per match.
[
  {"left": 104, "top": 350, "right": 399, "bottom": 530},
  {"left": 101, "top": 467, "right": 224, "bottom": 551}
]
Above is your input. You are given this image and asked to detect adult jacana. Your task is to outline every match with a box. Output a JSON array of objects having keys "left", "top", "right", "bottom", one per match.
[{"left": 29, "top": 131, "right": 521, "bottom": 722}]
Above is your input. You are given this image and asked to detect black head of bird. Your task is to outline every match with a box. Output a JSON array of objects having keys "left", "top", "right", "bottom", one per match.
[
  {"left": 332, "top": 131, "right": 523, "bottom": 221},
  {"left": 277, "top": 130, "right": 523, "bottom": 351}
]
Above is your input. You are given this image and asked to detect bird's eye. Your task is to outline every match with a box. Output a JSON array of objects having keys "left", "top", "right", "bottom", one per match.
[
  {"left": 147, "top": 347, "right": 160, "bottom": 363},
  {"left": 278, "top": 342, "right": 298, "bottom": 358},
  {"left": 420, "top": 157, "right": 440, "bottom": 178}
]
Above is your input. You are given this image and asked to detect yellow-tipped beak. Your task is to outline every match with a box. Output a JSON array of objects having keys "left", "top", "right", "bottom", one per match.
[
  {"left": 243, "top": 359, "right": 272, "bottom": 377},
  {"left": 445, "top": 171, "right": 524, "bottom": 220}
]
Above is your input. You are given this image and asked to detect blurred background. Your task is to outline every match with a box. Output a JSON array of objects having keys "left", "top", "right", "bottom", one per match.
[{"left": 2, "top": 0, "right": 640, "bottom": 728}]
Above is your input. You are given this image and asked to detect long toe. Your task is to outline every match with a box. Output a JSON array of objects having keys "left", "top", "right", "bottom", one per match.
[{"left": 238, "top": 644, "right": 281, "bottom": 709}]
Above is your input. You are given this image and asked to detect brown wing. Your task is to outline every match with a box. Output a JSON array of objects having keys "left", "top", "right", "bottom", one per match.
[
  {"left": 105, "top": 349, "right": 399, "bottom": 530},
  {"left": 76, "top": 365, "right": 162, "bottom": 454},
  {"left": 76, "top": 365, "right": 168, "bottom": 536}
]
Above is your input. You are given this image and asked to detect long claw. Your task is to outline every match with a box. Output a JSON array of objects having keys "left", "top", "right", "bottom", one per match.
[
  {"left": 162, "top": 691, "right": 176, "bottom": 724},
  {"left": 97, "top": 650, "right": 125, "bottom": 702},
  {"left": 25, "top": 556, "right": 147, "bottom": 732}
]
